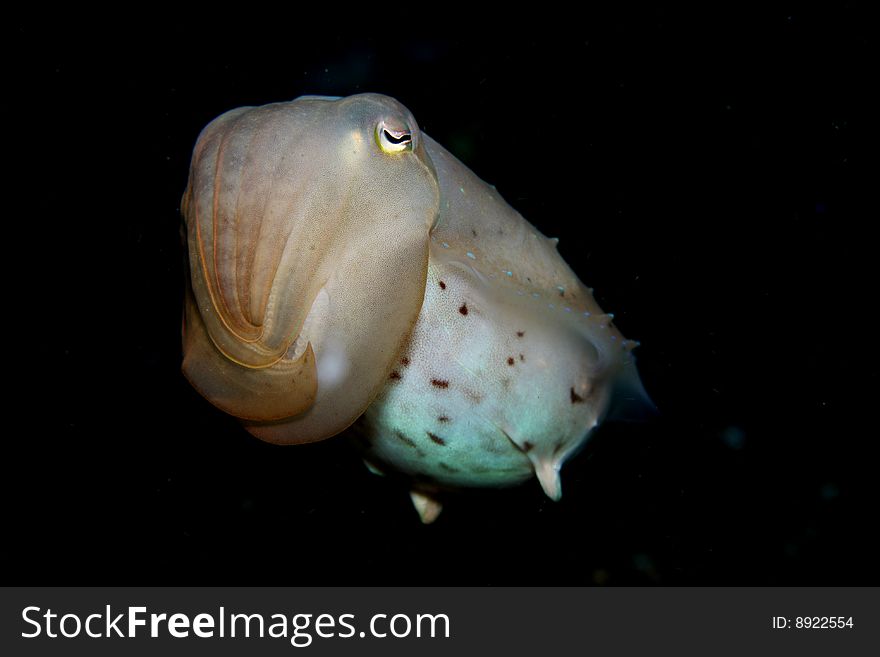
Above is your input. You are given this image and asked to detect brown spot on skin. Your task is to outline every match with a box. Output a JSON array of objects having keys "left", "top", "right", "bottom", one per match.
[
  {"left": 465, "top": 389, "right": 484, "bottom": 404},
  {"left": 437, "top": 416, "right": 450, "bottom": 423},
  {"left": 431, "top": 379, "right": 449, "bottom": 389},
  {"left": 400, "top": 357, "right": 410, "bottom": 366},
  {"left": 389, "top": 370, "right": 401, "bottom": 380},
  {"left": 438, "top": 280, "right": 446, "bottom": 290},
  {"left": 439, "top": 462, "right": 460, "bottom": 473},
  {"left": 426, "top": 431, "right": 446, "bottom": 446},
  {"left": 570, "top": 387, "right": 584, "bottom": 404},
  {"left": 554, "top": 440, "right": 567, "bottom": 456},
  {"left": 472, "top": 229, "right": 478, "bottom": 237},
  {"left": 522, "top": 441, "right": 534, "bottom": 452},
  {"left": 519, "top": 353, "right": 525, "bottom": 362},
  {"left": 459, "top": 303, "right": 468, "bottom": 315},
  {"left": 516, "top": 331, "right": 525, "bottom": 338},
  {"left": 394, "top": 431, "right": 417, "bottom": 448},
  {"left": 507, "top": 357, "right": 515, "bottom": 366}
]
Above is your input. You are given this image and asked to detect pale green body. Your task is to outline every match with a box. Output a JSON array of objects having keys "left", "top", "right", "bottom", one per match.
[
  {"left": 182, "top": 94, "right": 648, "bottom": 523},
  {"left": 360, "top": 136, "right": 645, "bottom": 508}
]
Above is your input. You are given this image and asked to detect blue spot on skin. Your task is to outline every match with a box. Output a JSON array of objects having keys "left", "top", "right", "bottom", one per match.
[
  {"left": 466, "top": 251, "right": 476, "bottom": 259},
  {"left": 548, "top": 303, "right": 555, "bottom": 309},
  {"left": 583, "top": 311, "right": 591, "bottom": 317},
  {"left": 557, "top": 285, "right": 565, "bottom": 294},
  {"left": 564, "top": 307, "right": 572, "bottom": 312},
  {"left": 532, "top": 292, "right": 540, "bottom": 298},
  {"left": 441, "top": 242, "right": 450, "bottom": 248},
  {"left": 504, "top": 270, "right": 513, "bottom": 277}
]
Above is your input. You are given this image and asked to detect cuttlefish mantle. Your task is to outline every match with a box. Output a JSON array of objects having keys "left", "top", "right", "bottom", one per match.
[{"left": 181, "top": 93, "right": 652, "bottom": 524}]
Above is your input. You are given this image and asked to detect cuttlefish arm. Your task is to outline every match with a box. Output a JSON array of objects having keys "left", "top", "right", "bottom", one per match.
[{"left": 182, "top": 94, "right": 439, "bottom": 443}]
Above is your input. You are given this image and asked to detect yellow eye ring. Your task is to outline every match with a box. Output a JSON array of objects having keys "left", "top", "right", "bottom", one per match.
[{"left": 376, "top": 120, "right": 413, "bottom": 153}]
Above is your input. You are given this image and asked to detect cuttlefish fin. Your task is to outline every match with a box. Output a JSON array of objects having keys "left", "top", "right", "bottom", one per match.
[
  {"left": 410, "top": 490, "right": 443, "bottom": 524},
  {"left": 363, "top": 460, "right": 385, "bottom": 477},
  {"left": 531, "top": 455, "right": 563, "bottom": 502}
]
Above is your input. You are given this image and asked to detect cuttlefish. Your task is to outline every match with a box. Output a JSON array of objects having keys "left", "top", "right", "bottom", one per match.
[{"left": 182, "top": 93, "right": 651, "bottom": 523}]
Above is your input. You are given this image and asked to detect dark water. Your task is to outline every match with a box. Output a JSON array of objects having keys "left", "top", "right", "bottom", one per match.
[{"left": 12, "top": 11, "right": 874, "bottom": 584}]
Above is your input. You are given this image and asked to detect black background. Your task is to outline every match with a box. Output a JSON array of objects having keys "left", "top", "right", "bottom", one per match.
[{"left": 10, "top": 7, "right": 875, "bottom": 584}]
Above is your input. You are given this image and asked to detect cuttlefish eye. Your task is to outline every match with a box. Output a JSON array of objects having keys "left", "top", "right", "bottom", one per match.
[{"left": 376, "top": 119, "right": 413, "bottom": 153}]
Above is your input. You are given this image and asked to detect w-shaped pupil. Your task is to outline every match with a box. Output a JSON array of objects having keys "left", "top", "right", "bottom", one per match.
[{"left": 384, "top": 129, "right": 411, "bottom": 144}]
